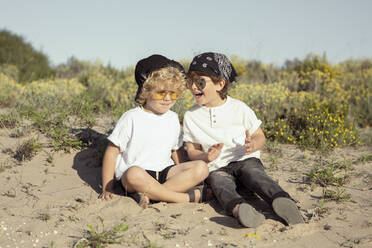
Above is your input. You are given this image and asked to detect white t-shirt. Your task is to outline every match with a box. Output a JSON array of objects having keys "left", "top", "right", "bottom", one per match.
[
  {"left": 108, "top": 107, "right": 183, "bottom": 180},
  {"left": 183, "top": 96, "right": 262, "bottom": 171}
]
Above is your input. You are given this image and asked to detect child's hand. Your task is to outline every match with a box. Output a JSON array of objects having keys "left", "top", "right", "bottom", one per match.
[
  {"left": 99, "top": 190, "right": 114, "bottom": 200},
  {"left": 99, "top": 182, "right": 114, "bottom": 200},
  {"left": 244, "top": 130, "right": 255, "bottom": 154},
  {"left": 207, "top": 143, "right": 224, "bottom": 162}
]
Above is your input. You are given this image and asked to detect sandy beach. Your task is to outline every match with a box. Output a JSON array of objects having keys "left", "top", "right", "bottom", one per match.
[{"left": 1, "top": 117, "right": 371, "bottom": 248}]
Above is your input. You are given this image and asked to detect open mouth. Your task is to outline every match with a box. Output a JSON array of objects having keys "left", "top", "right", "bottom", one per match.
[{"left": 194, "top": 92, "right": 204, "bottom": 99}]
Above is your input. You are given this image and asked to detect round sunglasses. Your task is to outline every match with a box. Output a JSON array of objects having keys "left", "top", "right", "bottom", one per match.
[
  {"left": 187, "top": 78, "right": 206, "bottom": 90},
  {"left": 153, "top": 90, "right": 180, "bottom": 100}
]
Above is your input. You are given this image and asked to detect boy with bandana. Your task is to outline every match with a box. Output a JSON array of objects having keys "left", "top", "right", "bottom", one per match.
[
  {"left": 183, "top": 52, "right": 304, "bottom": 227},
  {"left": 100, "top": 54, "right": 208, "bottom": 206}
]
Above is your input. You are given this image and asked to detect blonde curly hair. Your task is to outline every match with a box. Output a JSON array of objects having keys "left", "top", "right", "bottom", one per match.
[{"left": 136, "top": 66, "right": 186, "bottom": 105}]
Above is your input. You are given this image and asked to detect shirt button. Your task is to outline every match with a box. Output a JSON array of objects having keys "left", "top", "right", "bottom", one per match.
[
  {"left": 213, "top": 120, "right": 216, "bottom": 123},
  {"left": 213, "top": 115, "right": 216, "bottom": 117}
]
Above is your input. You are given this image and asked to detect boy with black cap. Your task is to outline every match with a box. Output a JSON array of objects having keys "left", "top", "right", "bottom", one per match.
[
  {"left": 100, "top": 54, "right": 208, "bottom": 206},
  {"left": 183, "top": 52, "right": 304, "bottom": 227}
]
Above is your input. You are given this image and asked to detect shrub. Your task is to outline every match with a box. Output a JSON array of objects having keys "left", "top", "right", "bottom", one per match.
[
  {"left": 0, "top": 29, "right": 54, "bottom": 83},
  {"left": 0, "top": 73, "right": 24, "bottom": 106},
  {"left": 283, "top": 54, "right": 340, "bottom": 92},
  {"left": 287, "top": 98, "right": 359, "bottom": 152},
  {"left": 229, "top": 80, "right": 359, "bottom": 152},
  {"left": 0, "top": 64, "right": 19, "bottom": 81},
  {"left": 231, "top": 56, "right": 280, "bottom": 84},
  {"left": 22, "top": 78, "right": 86, "bottom": 107},
  {"left": 14, "top": 137, "right": 42, "bottom": 161},
  {"left": 27, "top": 107, "right": 82, "bottom": 152}
]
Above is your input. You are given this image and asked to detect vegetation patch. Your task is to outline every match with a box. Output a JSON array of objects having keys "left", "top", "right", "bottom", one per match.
[
  {"left": 306, "top": 163, "right": 350, "bottom": 187},
  {"left": 36, "top": 212, "right": 51, "bottom": 222},
  {"left": 322, "top": 188, "right": 352, "bottom": 203},
  {"left": 0, "top": 112, "right": 19, "bottom": 129},
  {"left": 74, "top": 217, "right": 128, "bottom": 248},
  {"left": 13, "top": 137, "right": 42, "bottom": 161}
]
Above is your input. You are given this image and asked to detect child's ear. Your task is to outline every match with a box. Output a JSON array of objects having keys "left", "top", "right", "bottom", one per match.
[{"left": 217, "top": 79, "right": 226, "bottom": 90}]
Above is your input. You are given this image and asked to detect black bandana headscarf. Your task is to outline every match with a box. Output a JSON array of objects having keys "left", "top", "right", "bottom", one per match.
[{"left": 188, "top": 52, "right": 238, "bottom": 83}]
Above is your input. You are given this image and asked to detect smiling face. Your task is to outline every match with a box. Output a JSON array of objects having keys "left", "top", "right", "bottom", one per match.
[
  {"left": 137, "top": 67, "right": 186, "bottom": 104},
  {"left": 143, "top": 86, "right": 179, "bottom": 115},
  {"left": 188, "top": 74, "right": 226, "bottom": 108},
  {"left": 137, "top": 66, "right": 186, "bottom": 114}
]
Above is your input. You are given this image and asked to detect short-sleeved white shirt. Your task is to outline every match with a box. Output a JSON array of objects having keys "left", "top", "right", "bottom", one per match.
[
  {"left": 108, "top": 107, "right": 183, "bottom": 180},
  {"left": 183, "top": 96, "right": 262, "bottom": 171}
]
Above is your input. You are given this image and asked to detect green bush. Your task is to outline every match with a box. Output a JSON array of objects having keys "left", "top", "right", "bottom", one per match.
[
  {"left": 0, "top": 29, "right": 54, "bottom": 83},
  {"left": 0, "top": 73, "right": 23, "bottom": 106},
  {"left": 231, "top": 55, "right": 280, "bottom": 84},
  {"left": 0, "top": 64, "right": 19, "bottom": 81}
]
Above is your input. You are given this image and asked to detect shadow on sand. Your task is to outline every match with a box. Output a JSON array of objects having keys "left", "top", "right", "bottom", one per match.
[
  {"left": 71, "top": 127, "right": 131, "bottom": 198},
  {"left": 71, "top": 128, "right": 108, "bottom": 194}
]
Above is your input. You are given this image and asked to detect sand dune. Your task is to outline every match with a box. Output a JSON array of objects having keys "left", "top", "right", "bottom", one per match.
[{"left": 1, "top": 123, "right": 371, "bottom": 248}]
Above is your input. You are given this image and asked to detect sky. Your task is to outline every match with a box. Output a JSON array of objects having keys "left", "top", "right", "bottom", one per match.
[{"left": 1, "top": 0, "right": 372, "bottom": 70}]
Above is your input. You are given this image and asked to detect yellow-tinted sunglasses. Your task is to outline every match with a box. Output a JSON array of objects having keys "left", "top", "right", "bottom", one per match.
[{"left": 153, "top": 90, "right": 180, "bottom": 100}]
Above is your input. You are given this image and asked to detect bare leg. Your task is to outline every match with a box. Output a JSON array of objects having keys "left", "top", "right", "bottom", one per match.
[
  {"left": 122, "top": 164, "right": 207, "bottom": 203},
  {"left": 163, "top": 160, "right": 209, "bottom": 192}
]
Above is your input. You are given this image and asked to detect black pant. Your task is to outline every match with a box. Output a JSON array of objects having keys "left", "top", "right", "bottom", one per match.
[{"left": 205, "top": 157, "right": 290, "bottom": 215}]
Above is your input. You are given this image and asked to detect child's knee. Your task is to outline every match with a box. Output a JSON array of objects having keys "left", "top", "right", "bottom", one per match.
[
  {"left": 239, "top": 159, "right": 265, "bottom": 177},
  {"left": 208, "top": 171, "right": 231, "bottom": 185},
  {"left": 125, "top": 166, "right": 147, "bottom": 185},
  {"left": 194, "top": 160, "right": 209, "bottom": 179}
]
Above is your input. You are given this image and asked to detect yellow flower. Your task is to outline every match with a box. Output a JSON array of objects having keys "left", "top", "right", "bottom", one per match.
[{"left": 245, "top": 233, "right": 260, "bottom": 239}]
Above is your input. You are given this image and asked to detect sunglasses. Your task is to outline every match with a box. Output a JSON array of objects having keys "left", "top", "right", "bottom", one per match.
[
  {"left": 153, "top": 90, "right": 180, "bottom": 100},
  {"left": 187, "top": 78, "right": 206, "bottom": 90}
]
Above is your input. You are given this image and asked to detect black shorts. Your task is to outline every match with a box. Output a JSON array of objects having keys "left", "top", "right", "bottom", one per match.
[
  {"left": 145, "top": 164, "right": 174, "bottom": 184},
  {"left": 117, "top": 164, "right": 175, "bottom": 192}
]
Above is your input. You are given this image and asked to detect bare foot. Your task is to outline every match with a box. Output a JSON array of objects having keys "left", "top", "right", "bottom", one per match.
[
  {"left": 139, "top": 193, "right": 150, "bottom": 208},
  {"left": 232, "top": 204, "right": 239, "bottom": 218}
]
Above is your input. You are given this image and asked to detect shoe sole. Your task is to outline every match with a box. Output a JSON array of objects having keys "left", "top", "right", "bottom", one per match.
[
  {"left": 238, "top": 203, "right": 265, "bottom": 228},
  {"left": 272, "top": 197, "right": 304, "bottom": 225}
]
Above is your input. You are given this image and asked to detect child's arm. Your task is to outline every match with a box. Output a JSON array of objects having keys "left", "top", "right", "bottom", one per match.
[
  {"left": 100, "top": 142, "right": 120, "bottom": 200},
  {"left": 185, "top": 142, "right": 223, "bottom": 163},
  {"left": 244, "top": 128, "right": 266, "bottom": 154},
  {"left": 171, "top": 147, "right": 185, "bottom": 164}
]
